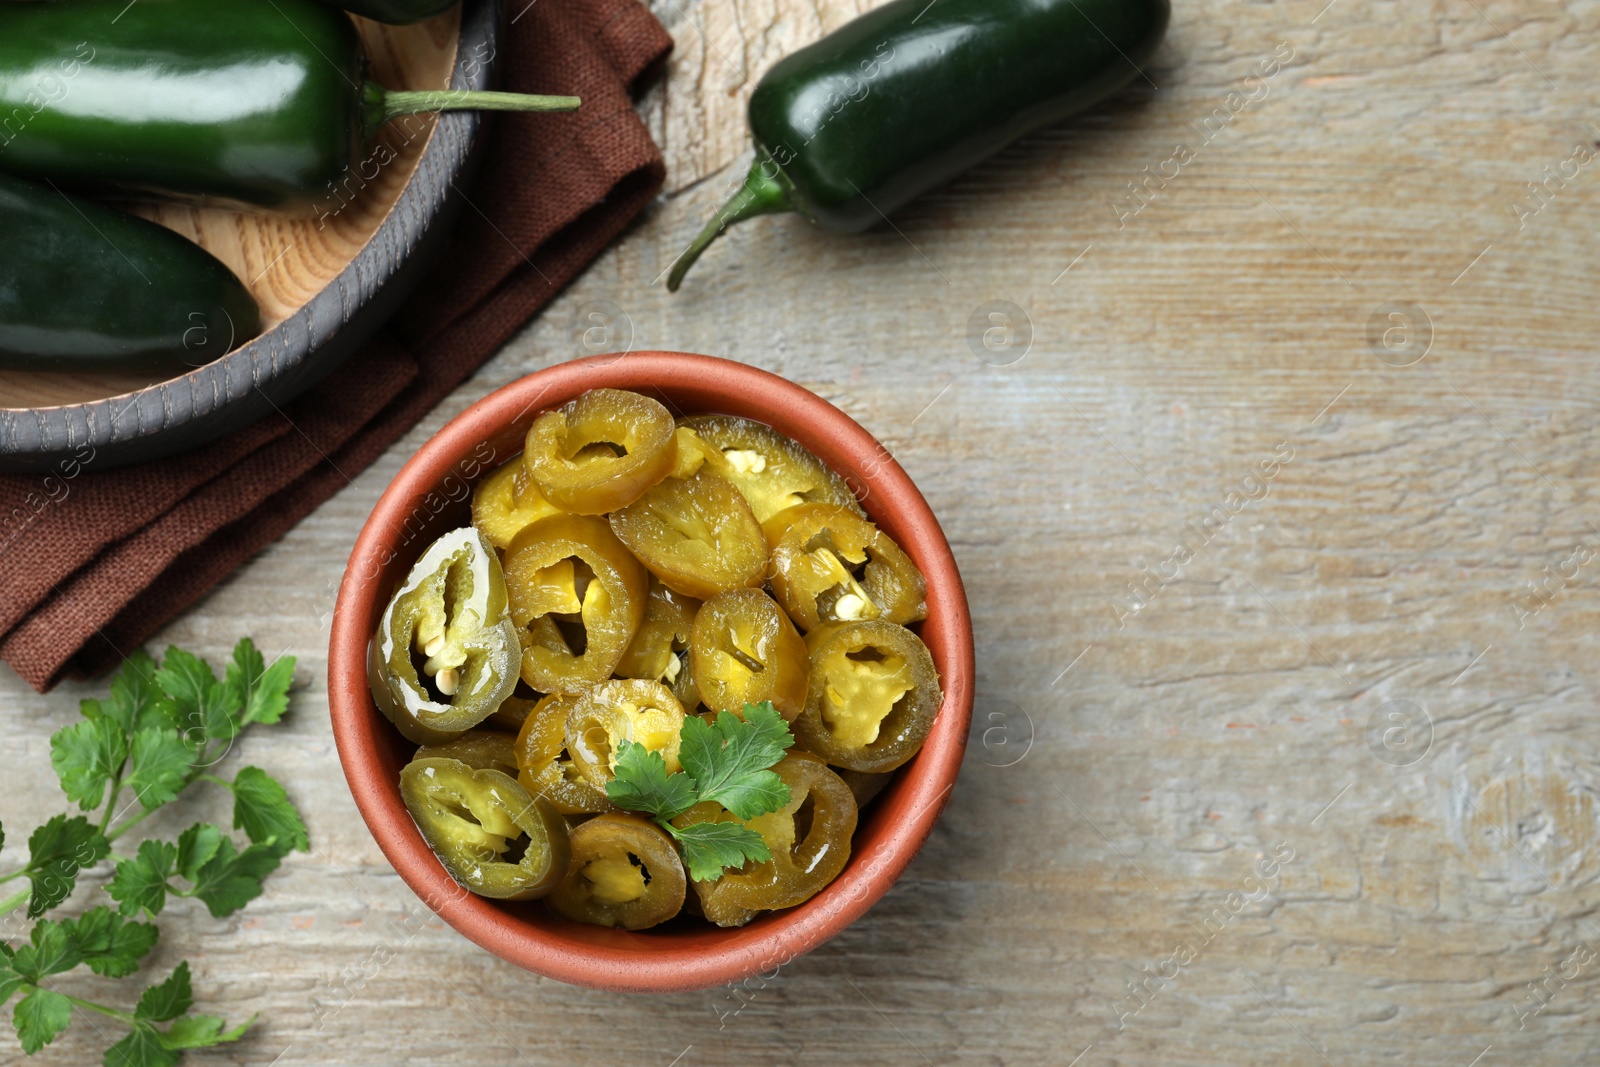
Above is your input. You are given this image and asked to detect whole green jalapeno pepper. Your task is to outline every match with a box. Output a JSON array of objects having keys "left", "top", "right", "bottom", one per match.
[
  {"left": 667, "top": 0, "right": 1169, "bottom": 289},
  {"left": 368, "top": 527, "right": 520, "bottom": 745},
  {"left": 0, "top": 0, "right": 580, "bottom": 212},
  {"left": 0, "top": 173, "right": 260, "bottom": 372}
]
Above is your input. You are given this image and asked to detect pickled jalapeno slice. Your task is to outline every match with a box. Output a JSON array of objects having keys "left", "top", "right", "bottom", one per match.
[
  {"left": 834, "top": 767, "right": 893, "bottom": 809},
  {"left": 565, "top": 678, "right": 688, "bottom": 789},
  {"left": 690, "top": 589, "right": 809, "bottom": 721},
  {"left": 502, "top": 514, "right": 648, "bottom": 693},
  {"left": 512, "top": 693, "right": 615, "bottom": 815},
  {"left": 547, "top": 813, "right": 687, "bottom": 930},
  {"left": 764, "top": 503, "right": 927, "bottom": 631},
  {"left": 400, "top": 756, "right": 570, "bottom": 900},
  {"left": 609, "top": 469, "right": 769, "bottom": 599},
  {"left": 381, "top": 388, "right": 950, "bottom": 920},
  {"left": 680, "top": 414, "right": 864, "bottom": 523},
  {"left": 677, "top": 752, "right": 857, "bottom": 927},
  {"left": 668, "top": 425, "right": 713, "bottom": 480},
  {"left": 615, "top": 578, "right": 701, "bottom": 709},
  {"left": 794, "top": 619, "right": 942, "bottom": 773},
  {"left": 416, "top": 729, "right": 521, "bottom": 777},
  {"left": 524, "top": 388, "right": 677, "bottom": 514},
  {"left": 485, "top": 693, "right": 535, "bottom": 734},
  {"left": 471, "top": 452, "right": 564, "bottom": 550},
  {"left": 368, "top": 527, "right": 521, "bottom": 745}
]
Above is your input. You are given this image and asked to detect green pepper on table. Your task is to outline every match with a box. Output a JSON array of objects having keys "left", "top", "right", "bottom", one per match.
[
  {"left": 0, "top": 0, "right": 582, "bottom": 212},
  {"left": 667, "top": 0, "right": 1170, "bottom": 289}
]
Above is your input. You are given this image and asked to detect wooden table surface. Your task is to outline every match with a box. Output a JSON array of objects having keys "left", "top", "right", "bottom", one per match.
[{"left": 5, "top": 0, "right": 1599, "bottom": 1063}]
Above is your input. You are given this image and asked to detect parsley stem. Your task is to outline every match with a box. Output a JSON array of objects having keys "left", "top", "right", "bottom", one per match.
[
  {"left": 104, "top": 762, "right": 230, "bottom": 844},
  {"left": 0, "top": 886, "right": 29, "bottom": 916},
  {"left": 0, "top": 867, "right": 28, "bottom": 886},
  {"left": 105, "top": 803, "right": 157, "bottom": 843},
  {"left": 98, "top": 769, "right": 126, "bottom": 836},
  {"left": 62, "top": 994, "right": 138, "bottom": 1024}
]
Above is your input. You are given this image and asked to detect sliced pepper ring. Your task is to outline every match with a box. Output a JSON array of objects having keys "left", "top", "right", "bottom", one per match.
[
  {"left": 524, "top": 388, "right": 678, "bottom": 515},
  {"left": 667, "top": 425, "right": 713, "bottom": 480},
  {"left": 547, "top": 813, "right": 687, "bottom": 930},
  {"left": 417, "top": 730, "right": 520, "bottom": 777},
  {"left": 677, "top": 753, "right": 857, "bottom": 927},
  {"left": 795, "top": 619, "right": 942, "bottom": 773},
  {"left": 610, "top": 469, "right": 770, "bottom": 599},
  {"left": 764, "top": 503, "right": 927, "bottom": 631},
  {"left": 680, "top": 414, "right": 864, "bottom": 523},
  {"left": 615, "top": 578, "right": 702, "bottom": 711},
  {"left": 565, "top": 678, "right": 688, "bottom": 789},
  {"left": 502, "top": 514, "right": 648, "bottom": 694},
  {"left": 368, "top": 526, "right": 520, "bottom": 745},
  {"left": 471, "top": 452, "right": 564, "bottom": 551},
  {"left": 690, "top": 588, "right": 810, "bottom": 721},
  {"left": 512, "top": 693, "right": 615, "bottom": 815},
  {"left": 834, "top": 767, "right": 894, "bottom": 809},
  {"left": 400, "top": 756, "right": 571, "bottom": 901}
]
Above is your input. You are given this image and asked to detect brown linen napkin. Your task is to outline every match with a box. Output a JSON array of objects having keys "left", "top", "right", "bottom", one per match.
[{"left": 0, "top": 0, "right": 673, "bottom": 691}]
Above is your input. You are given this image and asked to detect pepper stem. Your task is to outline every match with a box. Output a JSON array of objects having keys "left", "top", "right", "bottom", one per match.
[
  {"left": 666, "top": 150, "right": 796, "bottom": 292},
  {"left": 366, "top": 82, "right": 580, "bottom": 137}
]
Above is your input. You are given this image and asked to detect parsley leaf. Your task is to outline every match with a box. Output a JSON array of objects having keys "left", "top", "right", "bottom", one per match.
[
  {"left": 230, "top": 767, "right": 309, "bottom": 852},
  {"left": 667, "top": 821, "right": 773, "bottom": 882},
  {"left": 173, "top": 824, "right": 223, "bottom": 883},
  {"left": 224, "top": 640, "right": 295, "bottom": 728},
  {"left": 12, "top": 920, "right": 81, "bottom": 983},
  {"left": 125, "top": 728, "right": 196, "bottom": 810},
  {"left": 604, "top": 742, "right": 699, "bottom": 821},
  {"left": 83, "top": 650, "right": 175, "bottom": 737},
  {"left": 603, "top": 702, "right": 796, "bottom": 881},
  {"left": 159, "top": 1013, "right": 252, "bottom": 1050},
  {"left": 9, "top": 638, "right": 297, "bottom": 1067},
  {"left": 107, "top": 840, "right": 177, "bottom": 919},
  {"left": 0, "top": 946, "right": 25, "bottom": 1010},
  {"left": 188, "top": 838, "right": 284, "bottom": 918},
  {"left": 679, "top": 704, "right": 793, "bottom": 819},
  {"left": 135, "top": 962, "right": 192, "bottom": 1023},
  {"left": 26, "top": 814, "right": 109, "bottom": 917},
  {"left": 50, "top": 718, "right": 128, "bottom": 811},
  {"left": 65, "top": 907, "right": 159, "bottom": 978},
  {"left": 155, "top": 647, "right": 241, "bottom": 750},
  {"left": 14, "top": 987, "right": 72, "bottom": 1054},
  {"left": 104, "top": 1021, "right": 177, "bottom": 1067}
]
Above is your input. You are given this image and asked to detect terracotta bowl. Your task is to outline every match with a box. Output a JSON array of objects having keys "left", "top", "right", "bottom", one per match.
[{"left": 328, "top": 352, "right": 974, "bottom": 992}]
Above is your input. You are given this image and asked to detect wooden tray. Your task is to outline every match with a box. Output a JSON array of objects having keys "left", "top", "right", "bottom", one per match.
[{"left": 0, "top": 0, "right": 502, "bottom": 472}]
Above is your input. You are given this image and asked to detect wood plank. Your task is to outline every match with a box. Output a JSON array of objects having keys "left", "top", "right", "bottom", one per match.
[{"left": 3, "top": 0, "right": 1599, "bottom": 1063}]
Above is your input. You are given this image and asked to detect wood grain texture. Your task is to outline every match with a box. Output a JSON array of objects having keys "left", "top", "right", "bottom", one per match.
[{"left": 5, "top": 0, "right": 1600, "bottom": 1063}]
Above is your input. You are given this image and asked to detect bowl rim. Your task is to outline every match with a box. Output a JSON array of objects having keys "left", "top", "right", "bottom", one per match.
[{"left": 328, "top": 351, "right": 974, "bottom": 992}]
